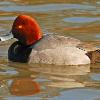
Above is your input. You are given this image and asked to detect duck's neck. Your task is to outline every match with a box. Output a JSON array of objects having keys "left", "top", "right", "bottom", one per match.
[{"left": 17, "top": 35, "right": 44, "bottom": 49}]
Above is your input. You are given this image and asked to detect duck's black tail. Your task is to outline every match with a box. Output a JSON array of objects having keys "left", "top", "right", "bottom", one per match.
[{"left": 86, "top": 49, "right": 100, "bottom": 64}]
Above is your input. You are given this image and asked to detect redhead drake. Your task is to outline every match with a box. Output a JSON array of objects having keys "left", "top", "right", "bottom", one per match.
[{"left": 0, "top": 15, "right": 99, "bottom": 65}]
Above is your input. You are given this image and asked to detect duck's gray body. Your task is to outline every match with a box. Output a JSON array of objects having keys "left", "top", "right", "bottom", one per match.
[{"left": 29, "top": 35, "right": 91, "bottom": 65}]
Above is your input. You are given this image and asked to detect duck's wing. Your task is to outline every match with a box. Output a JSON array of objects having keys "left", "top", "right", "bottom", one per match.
[
  {"left": 32, "top": 34, "right": 81, "bottom": 51},
  {"left": 77, "top": 42, "right": 98, "bottom": 52}
]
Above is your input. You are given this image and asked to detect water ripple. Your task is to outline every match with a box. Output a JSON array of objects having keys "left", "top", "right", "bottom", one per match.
[
  {"left": 63, "top": 17, "right": 100, "bottom": 23},
  {"left": 0, "top": 64, "right": 18, "bottom": 76},
  {"left": 95, "top": 34, "right": 100, "bottom": 39},
  {"left": 0, "top": 4, "right": 96, "bottom": 12},
  {"left": 53, "top": 89, "right": 100, "bottom": 100},
  {"left": 0, "top": 1, "right": 14, "bottom": 5},
  {"left": 0, "top": 17, "right": 15, "bottom": 21},
  {"left": 90, "top": 74, "right": 100, "bottom": 81}
]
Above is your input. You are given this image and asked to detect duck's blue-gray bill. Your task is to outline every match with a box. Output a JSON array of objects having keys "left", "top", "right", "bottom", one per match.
[{"left": 0, "top": 33, "right": 13, "bottom": 41}]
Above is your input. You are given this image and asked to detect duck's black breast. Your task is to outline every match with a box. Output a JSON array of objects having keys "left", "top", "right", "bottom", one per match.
[{"left": 8, "top": 41, "right": 32, "bottom": 63}]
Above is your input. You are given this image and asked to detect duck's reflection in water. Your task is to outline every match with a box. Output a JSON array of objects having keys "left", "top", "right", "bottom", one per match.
[
  {"left": 0, "top": 62, "right": 92, "bottom": 97},
  {"left": 29, "top": 64, "right": 90, "bottom": 89},
  {"left": 0, "top": 78, "right": 41, "bottom": 97},
  {"left": 29, "top": 63, "right": 90, "bottom": 75},
  {"left": 9, "top": 78, "right": 40, "bottom": 96}
]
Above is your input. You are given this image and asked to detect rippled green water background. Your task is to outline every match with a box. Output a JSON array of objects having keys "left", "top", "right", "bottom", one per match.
[{"left": 0, "top": 0, "right": 100, "bottom": 100}]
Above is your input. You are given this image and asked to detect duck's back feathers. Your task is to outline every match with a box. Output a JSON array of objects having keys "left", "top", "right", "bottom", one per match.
[{"left": 32, "top": 34, "right": 81, "bottom": 51}]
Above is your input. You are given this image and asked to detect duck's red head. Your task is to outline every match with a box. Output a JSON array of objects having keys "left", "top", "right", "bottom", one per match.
[{"left": 11, "top": 15, "right": 42, "bottom": 46}]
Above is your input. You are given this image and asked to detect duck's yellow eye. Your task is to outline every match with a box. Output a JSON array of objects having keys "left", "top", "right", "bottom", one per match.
[{"left": 18, "top": 25, "right": 23, "bottom": 29}]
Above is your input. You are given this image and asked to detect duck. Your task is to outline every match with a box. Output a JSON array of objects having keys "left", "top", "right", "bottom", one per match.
[{"left": 0, "top": 15, "right": 100, "bottom": 65}]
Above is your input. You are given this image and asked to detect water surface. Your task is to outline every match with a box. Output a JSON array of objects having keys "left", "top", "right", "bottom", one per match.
[{"left": 0, "top": 0, "right": 100, "bottom": 100}]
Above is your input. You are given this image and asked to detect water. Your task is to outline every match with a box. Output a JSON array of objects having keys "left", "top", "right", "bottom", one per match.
[{"left": 0, "top": 0, "right": 100, "bottom": 100}]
